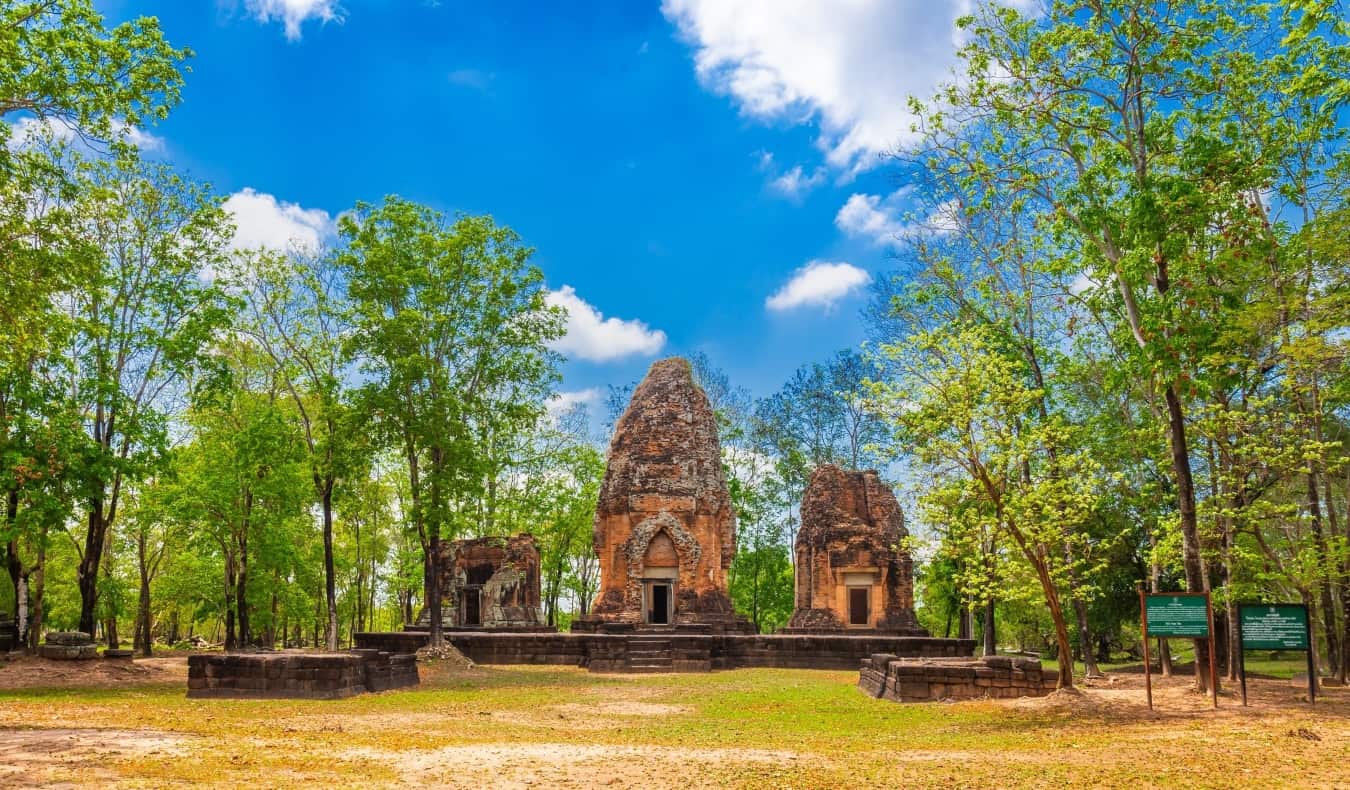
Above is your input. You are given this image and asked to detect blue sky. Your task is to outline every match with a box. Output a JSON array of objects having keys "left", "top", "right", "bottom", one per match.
[{"left": 93, "top": 1, "right": 985, "bottom": 413}]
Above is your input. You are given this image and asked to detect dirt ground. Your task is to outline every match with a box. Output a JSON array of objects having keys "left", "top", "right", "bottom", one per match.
[
  {"left": 0, "top": 654, "right": 189, "bottom": 690},
  {"left": 0, "top": 655, "right": 1346, "bottom": 788}
]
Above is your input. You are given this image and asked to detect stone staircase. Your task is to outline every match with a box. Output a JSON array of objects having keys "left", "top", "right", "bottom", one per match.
[{"left": 625, "top": 635, "right": 674, "bottom": 672}]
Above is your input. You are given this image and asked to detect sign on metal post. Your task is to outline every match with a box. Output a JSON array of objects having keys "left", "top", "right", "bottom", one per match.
[
  {"left": 1238, "top": 603, "right": 1314, "bottom": 706},
  {"left": 1139, "top": 590, "right": 1218, "bottom": 710},
  {"left": 1145, "top": 594, "right": 1211, "bottom": 637}
]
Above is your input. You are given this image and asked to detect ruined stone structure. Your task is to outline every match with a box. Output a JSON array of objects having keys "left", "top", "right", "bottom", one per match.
[
  {"left": 858, "top": 655, "right": 1057, "bottom": 702},
  {"left": 0, "top": 615, "right": 17, "bottom": 653},
  {"left": 355, "top": 630, "right": 974, "bottom": 672},
  {"left": 574, "top": 358, "right": 750, "bottom": 634},
  {"left": 38, "top": 631, "right": 99, "bottom": 660},
  {"left": 415, "top": 534, "right": 545, "bottom": 630},
  {"left": 787, "top": 465, "right": 926, "bottom": 635},
  {"left": 187, "top": 650, "right": 419, "bottom": 699}
]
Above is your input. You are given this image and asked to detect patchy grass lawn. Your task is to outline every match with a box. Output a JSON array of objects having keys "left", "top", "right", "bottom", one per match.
[{"left": 0, "top": 656, "right": 1346, "bottom": 788}]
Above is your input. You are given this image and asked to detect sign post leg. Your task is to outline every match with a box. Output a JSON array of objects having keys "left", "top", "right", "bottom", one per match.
[
  {"left": 1206, "top": 593, "right": 1218, "bottom": 709},
  {"left": 1139, "top": 584, "right": 1152, "bottom": 711},
  {"left": 1239, "top": 644, "right": 1247, "bottom": 707},
  {"left": 1306, "top": 613, "right": 1316, "bottom": 705}
]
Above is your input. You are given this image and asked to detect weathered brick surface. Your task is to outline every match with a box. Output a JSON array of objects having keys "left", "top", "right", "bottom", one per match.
[
  {"left": 576, "top": 358, "right": 750, "bottom": 632},
  {"left": 353, "top": 630, "right": 975, "bottom": 673},
  {"left": 857, "top": 655, "right": 1058, "bottom": 703},
  {"left": 786, "top": 465, "right": 926, "bottom": 635},
  {"left": 415, "top": 534, "right": 549, "bottom": 629},
  {"left": 187, "top": 651, "right": 419, "bottom": 699}
]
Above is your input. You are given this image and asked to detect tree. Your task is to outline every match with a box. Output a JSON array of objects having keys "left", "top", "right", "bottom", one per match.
[
  {"left": 870, "top": 324, "right": 1106, "bottom": 688},
  {"left": 340, "top": 197, "right": 564, "bottom": 647},
  {"left": 65, "top": 151, "right": 231, "bottom": 638},
  {"left": 240, "top": 248, "right": 358, "bottom": 651},
  {"left": 0, "top": 0, "right": 189, "bottom": 362},
  {"left": 912, "top": 0, "right": 1312, "bottom": 691}
]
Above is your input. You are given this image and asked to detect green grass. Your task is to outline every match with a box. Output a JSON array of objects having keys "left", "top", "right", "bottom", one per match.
[{"left": 1, "top": 662, "right": 1346, "bottom": 788}]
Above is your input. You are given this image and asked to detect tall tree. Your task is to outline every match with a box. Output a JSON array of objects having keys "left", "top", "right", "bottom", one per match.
[
  {"left": 66, "top": 151, "right": 231, "bottom": 636},
  {"left": 340, "top": 197, "right": 564, "bottom": 647},
  {"left": 240, "top": 248, "right": 357, "bottom": 651}
]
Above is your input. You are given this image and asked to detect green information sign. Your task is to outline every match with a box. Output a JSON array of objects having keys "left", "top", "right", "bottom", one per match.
[
  {"left": 1239, "top": 604, "right": 1309, "bottom": 650},
  {"left": 1145, "top": 594, "right": 1210, "bottom": 637}
]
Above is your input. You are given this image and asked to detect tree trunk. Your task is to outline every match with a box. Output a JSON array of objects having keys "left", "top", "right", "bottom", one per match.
[
  {"left": 237, "top": 534, "right": 250, "bottom": 648},
  {"left": 1307, "top": 470, "right": 1340, "bottom": 676},
  {"left": 321, "top": 482, "right": 338, "bottom": 651},
  {"left": 78, "top": 496, "right": 109, "bottom": 637},
  {"left": 137, "top": 567, "right": 152, "bottom": 657},
  {"left": 224, "top": 567, "right": 237, "bottom": 653},
  {"left": 982, "top": 596, "right": 996, "bottom": 657},
  {"left": 1032, "top": 556, "right": 1075, "bottom": 689},
  {"left": 26, "top": 540, "right": 45, "bottom": 650},
  {"left": 1162, "top": 383, "right": 1212, "bottom": 693},
  {"left": 136, "top": 527, "right": 153, "bottom": 657},
  {"left": 1064, "top": 542, "right": 1100, "bottom": 677}
]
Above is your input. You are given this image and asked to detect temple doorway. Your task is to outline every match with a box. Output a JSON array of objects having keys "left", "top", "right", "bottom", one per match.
[
  {"left": 848, "top": 587, "right": 870, "bottom": 626},
  {"left": 462, "top": 588, "right": 481, "bottom": 626},
  {"left": 645, "top": 582, "right": 672, "bottom": 625}
]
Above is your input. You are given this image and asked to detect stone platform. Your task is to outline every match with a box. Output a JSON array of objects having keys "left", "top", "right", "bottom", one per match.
[
  {"left": 187, "top": 650, "right": 419, "bottom": 699},
  {"left": 38, "top": 631, "right": 99, "bottom": 660},
  {"left": 857, "top": 654, "right": 1058, "bottom": 702},
  {"left": 355, "top": 629, "right": 974, "bottom": 673}
]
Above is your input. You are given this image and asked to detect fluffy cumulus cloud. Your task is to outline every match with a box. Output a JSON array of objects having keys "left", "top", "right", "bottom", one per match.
[
  {"left": 769, "top": 164, "right": 826, "bottom": 199},
  {"left": 662, "top": 0, "right": 1017, "bottom": 173},
  {"left": 547, "top": 388, "right": 602, "bottom": 416},
  {"left": 835, "top": 191, "right": 908, "bottom": 245},
  {"left": 546, "top": 286, "right": 667, "bottom": 363},
  {"left": 245, "top": 0, "right": 343, "bottom": 41},
  {"left": 222, "top": 188, "right": 334, "bottom": 252},
  {"left": 765, "top": 260, "right": 871, "bottom": 312}
]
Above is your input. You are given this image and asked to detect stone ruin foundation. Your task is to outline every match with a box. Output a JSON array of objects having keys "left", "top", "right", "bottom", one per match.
[
  {"left": 574, "top": 357, "right": 751, "bottom": 636},
  {"left": 0, "top": 615, "right": 19, "bottom": 653},
  {"left": 858, "top": 654, "right": 1058, "bottom": 702},
  {"left": 38, "top": 631, "right": 99, "bottom": 660},
  {"left": 414, "top": 533, "right": 548, "bottom": 631},
  {"left": 187, "top": 650, "right": 419, "bottom": 699},
  {"left": 786, "top": 465, "right": 926, "bottom": 635}
]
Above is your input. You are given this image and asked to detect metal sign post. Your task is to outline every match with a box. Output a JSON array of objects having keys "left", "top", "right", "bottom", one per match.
[
  {"left": 1138, "top": 584, "right": 1152, "bottom": 711},
  {"left": 1238, "top": 603, "right": 1314, "bottom": 706},
  {"left": 1141, "top": 590, "right": 1217, "bottom": 710}
]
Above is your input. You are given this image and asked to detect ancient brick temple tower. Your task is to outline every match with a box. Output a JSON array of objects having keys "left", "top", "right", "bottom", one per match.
[
  {"left": 574, "top": 357, "right": 751, "bottom": 633},
  {"left": 786, "top": 464, "right": 927, "bottom": 635}
]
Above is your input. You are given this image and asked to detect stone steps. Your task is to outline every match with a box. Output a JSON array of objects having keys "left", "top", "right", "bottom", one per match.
[{"left": 624, "top": 636, "right": 674, "bottom": 673}]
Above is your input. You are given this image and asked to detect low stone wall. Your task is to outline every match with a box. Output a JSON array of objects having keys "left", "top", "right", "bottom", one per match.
[
  {"left": 188, "top": 651, "right": 419, "bottom": 699},
  {"left": 354, "top": 631, "right": 431, "bottom": 655},
  {"left": 354, "top": 630, "right": 975, "bottom": 672},
  {"left": 0, "top": 617, "right": 17, "bottom": 652},
  {"left": 38, "top": 631, "right": 99, "bottom": 660},
  {"left": 858, "top": 655, "right": 1057, "bottom": 702}
]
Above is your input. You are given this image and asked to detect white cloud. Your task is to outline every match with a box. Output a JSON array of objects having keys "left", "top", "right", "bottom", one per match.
[
  {"left": 245, "top": 0, "right": 343, "bottom": 41},
  {"left": 663, "top": 0, "right": 1017, "bottom": 173},
  {"left": 765, "top": 260, "right": 871, "bottom": 312},
  {"left": 926, "top": 198, "right": 962, "bottom": 234},
  {"left": 546, "top": 285, "right": 667, "bottom": 362},
  {"left": 222, "top": 188, "right": 334, "bottom": 252},
  {"left": 769, "top": 164, "right": 826, "bottom": 199},
  {"left": 6, "top": 117, "right": 163, "bottom": 151},
  {"left": 547, "top": 388, "right": 602, "bottom": 416},
  {"left": 835, "top": 191, "right": 908, "bottom": 245}
]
